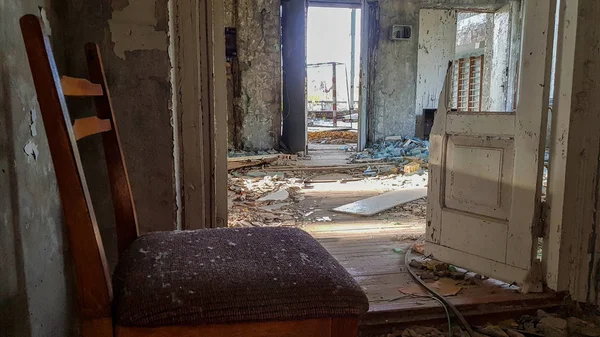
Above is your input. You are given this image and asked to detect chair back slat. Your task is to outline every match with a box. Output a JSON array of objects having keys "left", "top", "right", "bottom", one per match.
[
  {"left": 84, "top": 43, "right": 139, "bottom": 255},
  {"left": 60, "top": 75, "right": 104, "bottom": 96},
  {"left": 73, "top": 116, "right": 113, "bottom": 141},
  {"left": 20, "top": 14, "right": 112, "bottom": 319}
]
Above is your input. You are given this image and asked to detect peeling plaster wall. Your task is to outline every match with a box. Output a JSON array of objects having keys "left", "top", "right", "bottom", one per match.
[
  {"left": 456, "top": 12, "right": 489, "bottom": 51},
  {"left": 367, "top": 0, "right": 510, "bottom": 142},
  {"left": 486, "top": 4, "right": 511, "bottom": 111},
  {"left": 63, "top": 0, "right": 176, "bottom": 267},
  {"left": 415, "top": 9, "right": 456, "bottom": 135},
  {"left": 228, "top": 0, "right": 281, "bottom": 151},
  {"left": 224, "top": 0, "right": 236, "bottom": 27},
  {"left": 1, "top": 1, "right": 76, "bottom": 336}
]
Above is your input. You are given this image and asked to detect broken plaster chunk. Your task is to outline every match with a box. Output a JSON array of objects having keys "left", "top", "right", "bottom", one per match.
[
  {"left": 108, "top": 0, "right": 168, "bottom": 59},
  {"left": 409, "top": 259, "right": 425, "bottom": 270},
  {"left": 479, "top": 325, "right": 508, "bottom": 337},
  {"left": 567, "top": 317, "right": 600, "bottom": 337},
  {"left": 23, "top": 140, "right": 39, "bottom": 161},
  {"left": 538, "top": 317, "right": 568, "bottom": 337}
]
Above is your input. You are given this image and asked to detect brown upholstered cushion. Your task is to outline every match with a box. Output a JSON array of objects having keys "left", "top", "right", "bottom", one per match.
[{"left": 113, "top": 227, "right": 369, "bottom": 326}]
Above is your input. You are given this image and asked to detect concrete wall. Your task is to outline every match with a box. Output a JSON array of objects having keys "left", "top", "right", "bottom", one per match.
[
  {"left": 1, "top": 2, "right": 76, "bottom": 336},
  {"left": 225, "top": 0, "right": 281, "bottom": 151},
  {"left": 415, "top": 9, "right": 457, "bottom": 136},
  {"left": 366, "top": 0, "right": 512, "bottom": 142},
  {"left": 62, "top": 0, "right": 176, "bottom": 266},
  {"left": 368, "top": 0, "right": 420, "bottom": 141}
]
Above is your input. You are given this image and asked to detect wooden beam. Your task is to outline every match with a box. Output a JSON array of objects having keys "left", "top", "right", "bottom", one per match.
[
  {"left": 174, "top": 0, "right": 228, "bottom": 229},
  {"left": 506, "top": 0, "right": 555, "bottom": 270}
]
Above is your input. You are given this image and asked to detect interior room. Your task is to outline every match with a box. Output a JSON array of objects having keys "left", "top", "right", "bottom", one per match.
[{"left": 3, "top": 0, "right": 600, "bottom": 336}]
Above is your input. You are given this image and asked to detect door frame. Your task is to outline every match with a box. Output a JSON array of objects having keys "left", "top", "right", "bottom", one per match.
[
  {"left": 425, "top": 0, "right": 556, "bottom": 290},
  {"left": 172, "top": 0, "right": 228, "bottom": 230},
  {"left": 545, "top": 0, "right": 600, "bottom": 303},
  {"left": 283, "top": 0, "right": 366, "bottom": 152}
]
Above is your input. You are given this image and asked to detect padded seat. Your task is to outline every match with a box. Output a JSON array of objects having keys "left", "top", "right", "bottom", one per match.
[{"left": 113, "top": 227, "right": 369, "bottom": 327}]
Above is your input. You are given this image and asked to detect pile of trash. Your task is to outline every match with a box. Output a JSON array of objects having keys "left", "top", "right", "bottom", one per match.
[{"left": 351, "top": 136, "right": 430, "bottom": 163}]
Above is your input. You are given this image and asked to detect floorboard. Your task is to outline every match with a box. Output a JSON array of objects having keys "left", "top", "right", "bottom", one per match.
[{"left": 305, "top": 224, "right": 563, "bottom": 334}]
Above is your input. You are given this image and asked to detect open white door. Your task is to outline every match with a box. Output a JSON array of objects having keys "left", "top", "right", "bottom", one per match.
[{"left": 426, "top": 0, "right": 555, "bottom": 291}]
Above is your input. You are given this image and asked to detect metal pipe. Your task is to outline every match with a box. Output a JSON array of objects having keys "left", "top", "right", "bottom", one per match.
[
  {"left": 350, "top": 8, "right": 357, "bottom": 114},
  {"left": 332, "top": 62, "right": 337, "bottom": 127},
  {"left": 344, "top": 64, "right": 353, "bottom": 129}
]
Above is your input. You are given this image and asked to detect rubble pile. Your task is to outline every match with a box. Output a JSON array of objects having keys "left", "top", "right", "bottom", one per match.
[
  {"left": 227, "top": 165, "right": 429, "bottom": 227},
  {"left": 228, "top": 173, "right": 306, "bottom": 228},
  {"left": 351, "top": 136, "right": 430, "bottom": 163},
  {"left": 308, "top": 130, "right": 358, "bottom": 144},
  {"left": 384, "top": 311, "right": 600, "bottom": 337}
]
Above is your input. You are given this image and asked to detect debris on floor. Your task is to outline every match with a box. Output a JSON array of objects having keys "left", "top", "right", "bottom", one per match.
[
  {"left": 228, "top": 144, "right": 430, "bottom": 228},
  {"left": 308, "top": 130, "right": 358, "bottom": 144},
  {"left": 379, "top": 310, "right": 600, "bottom": 337},
  {"left": 398, "top": 278, "right": 463, "bottom": 297},
  {"left": 351, "top": 136, "right": 430, "bottom": 163}
]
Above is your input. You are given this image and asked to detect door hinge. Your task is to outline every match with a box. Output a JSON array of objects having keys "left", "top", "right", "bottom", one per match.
[{"left": 534, "top": 200, "right": 549, "bottom": 238}]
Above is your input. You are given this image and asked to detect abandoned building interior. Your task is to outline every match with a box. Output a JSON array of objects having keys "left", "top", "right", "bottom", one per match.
[{"left": 3, "top": 0, "right": 600, "bottom": 336}]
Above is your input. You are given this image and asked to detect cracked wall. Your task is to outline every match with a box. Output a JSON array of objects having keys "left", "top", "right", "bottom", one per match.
[
  {"left": 1, "top": 2, "right": 76, "bottom": 336},
  {"left": 368, "top": 0, "right": 420, "bottom": 141},
  {"left": 225, "top": 0, "right": 281, "bottom": 151},
  {"left": 63, "top": 0, "right": 176, "bottom": 268}
]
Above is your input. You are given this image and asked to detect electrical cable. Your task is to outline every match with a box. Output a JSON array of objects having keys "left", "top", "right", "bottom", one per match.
[
  {"left": 430, "top": 295, "right": 453, "bottom": 337},
  {"left": 405, "top": 241, "right": 476, "bottom": 337}
]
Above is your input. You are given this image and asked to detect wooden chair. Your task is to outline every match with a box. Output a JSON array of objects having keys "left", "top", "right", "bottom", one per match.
[{"left": 20, "top": 14, "right": 368, "bottom": 337}]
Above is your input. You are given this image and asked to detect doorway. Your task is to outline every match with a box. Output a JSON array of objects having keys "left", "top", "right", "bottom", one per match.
[{"left": 306, "top": 7, "right": 361, "bottom": 149}]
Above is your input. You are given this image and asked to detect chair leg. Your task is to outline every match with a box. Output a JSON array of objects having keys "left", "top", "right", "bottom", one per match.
[
  {"left": 82, "top": 318, "right": 114, "bottom": 337},
  {"left": 331, "top": 317, "right": 360, "bottom": 337}
]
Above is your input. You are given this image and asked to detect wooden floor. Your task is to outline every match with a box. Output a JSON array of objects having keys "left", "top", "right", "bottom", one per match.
[
  {"left": 295, "top": 146, "right": 562, "bottom": 334},
  {"left": 305, "top": 223, "right": 563, "bottom": 335}
]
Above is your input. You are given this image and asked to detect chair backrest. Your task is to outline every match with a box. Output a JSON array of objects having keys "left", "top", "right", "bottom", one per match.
[{"left": 20, "top": 14, "right": 139, "bottom": 320}]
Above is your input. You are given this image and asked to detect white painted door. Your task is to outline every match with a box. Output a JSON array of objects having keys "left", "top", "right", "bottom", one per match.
[{"left": 425, "top": 0, "right": 555, "bottom": 291}]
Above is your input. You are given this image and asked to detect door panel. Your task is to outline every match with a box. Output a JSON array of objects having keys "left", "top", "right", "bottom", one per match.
[
  {"left": 444, "top": 136, "right": 514, "bottom": 219},
  {"left": 440, "top": 209, "right": 508, "bottom": 262},
  {"left": 426, "top": 0, "right": 554, "bottom": 290},
  {"left": 446, "top": 113, "right": 515, "bottom": 137}
]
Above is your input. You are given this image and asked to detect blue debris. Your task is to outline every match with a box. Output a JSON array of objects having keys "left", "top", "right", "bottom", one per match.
[
  {"left": 363, "top": 166, "right": 377, "bottom": 176},
  {"left": 351, "top": 136, "right": 430, "bottom": 163}
]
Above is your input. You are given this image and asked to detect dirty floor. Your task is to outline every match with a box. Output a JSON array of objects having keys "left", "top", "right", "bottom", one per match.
[{"left": 228, "top": 141, "right": 562, "bottom": 334}]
